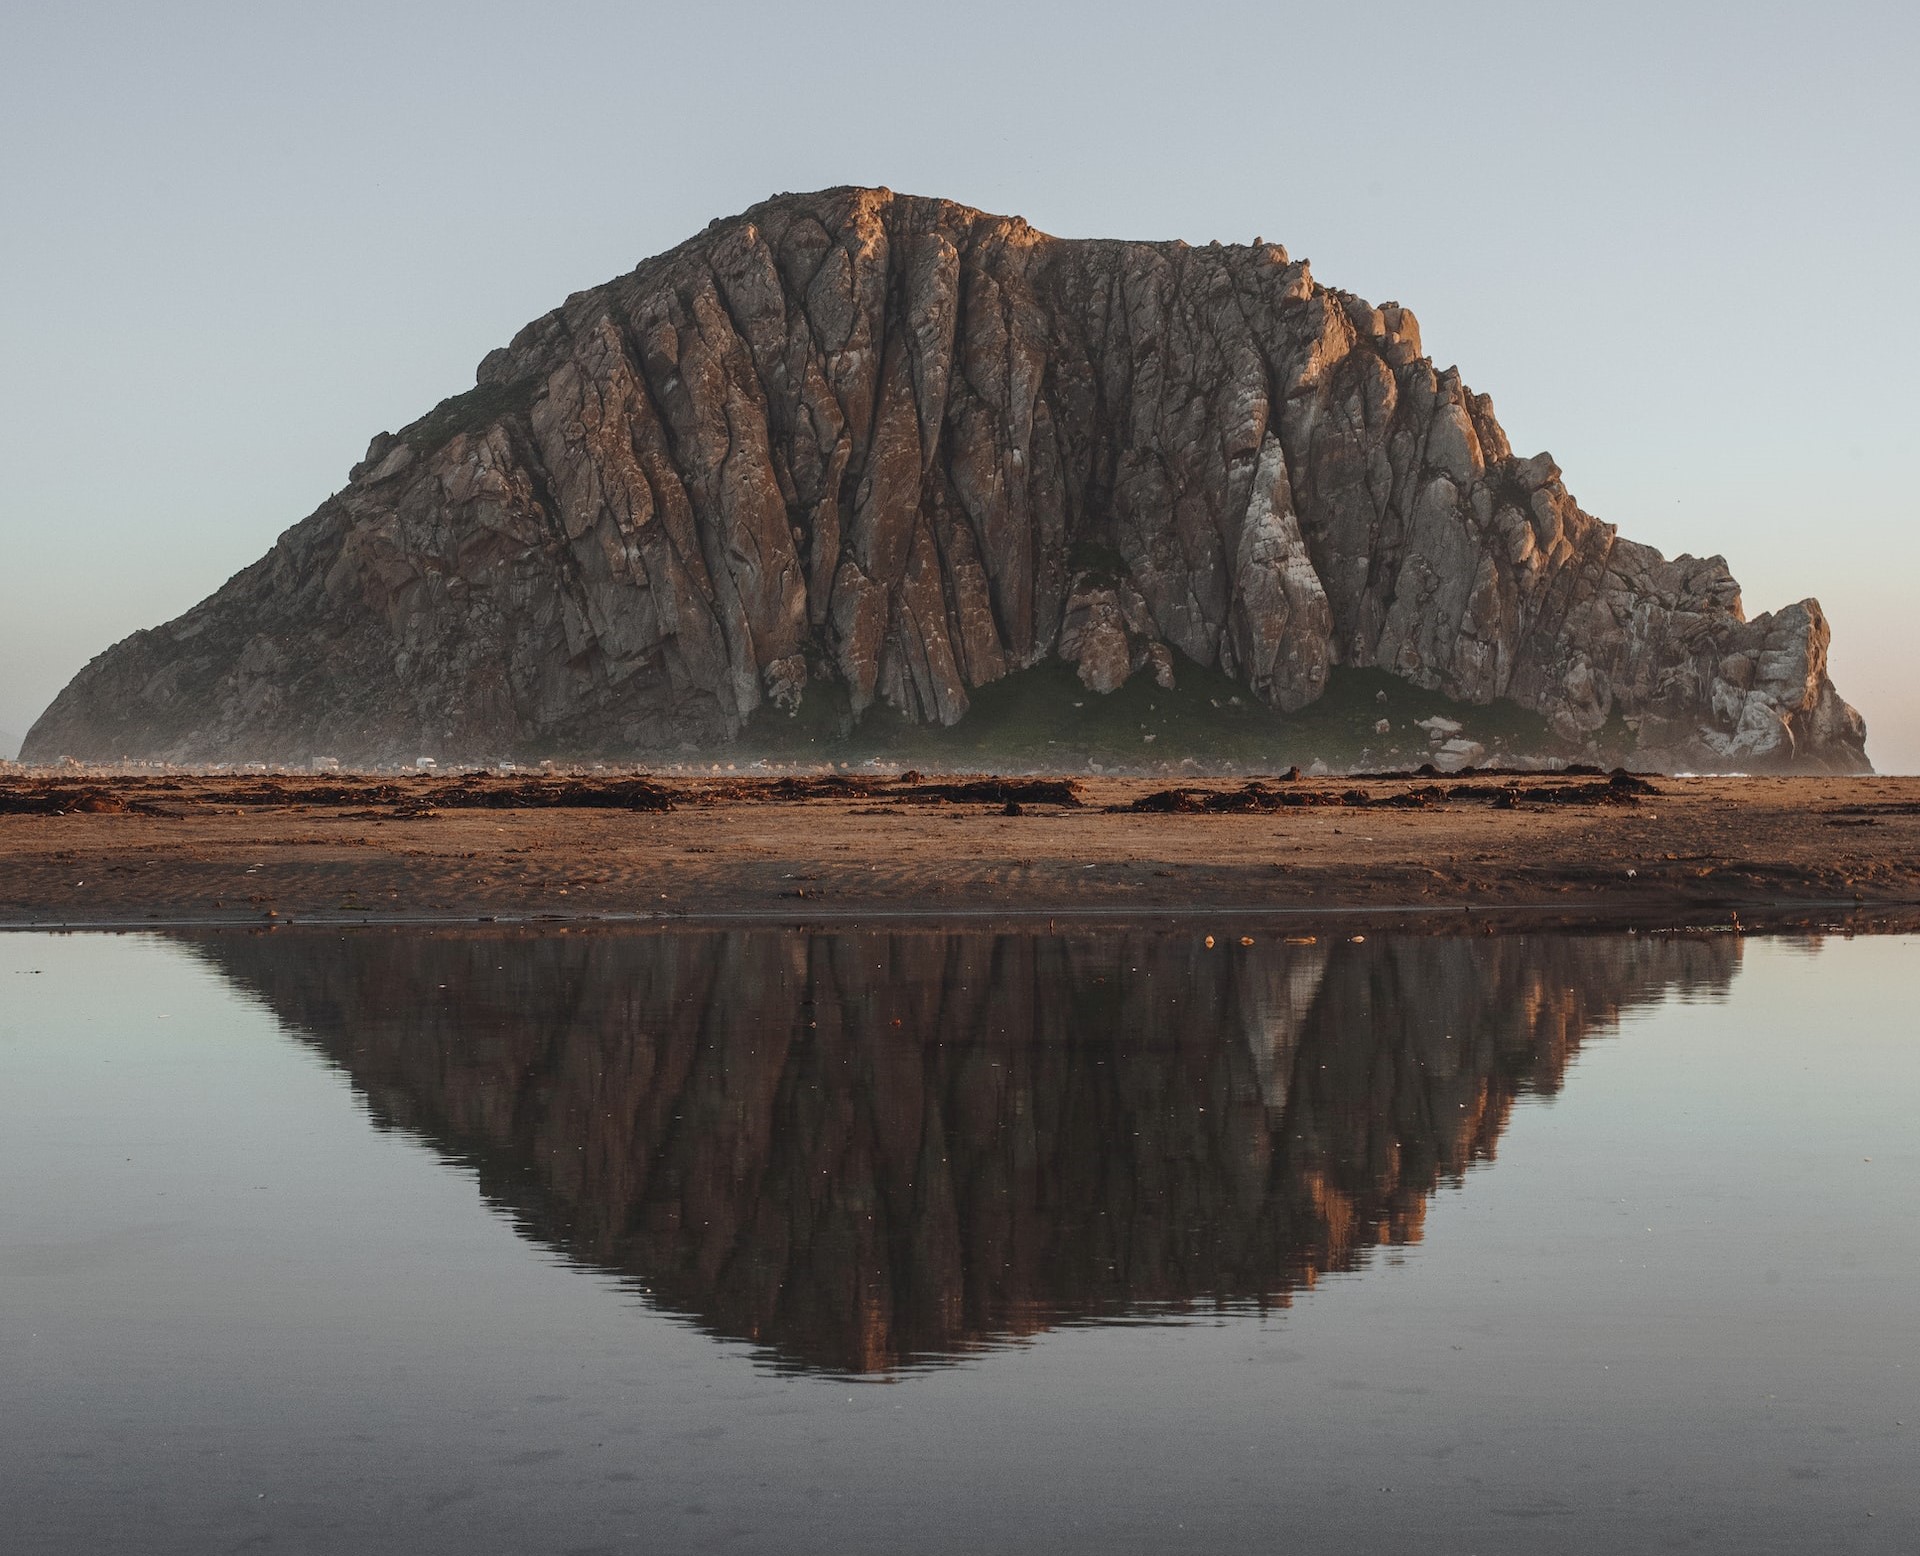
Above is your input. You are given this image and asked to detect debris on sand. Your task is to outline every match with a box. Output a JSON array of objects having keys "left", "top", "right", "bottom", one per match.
[
  {"left": 427, "top": 778, "right": 676, "bottom": 813},
  {"left": 1119, "top": 770, "right": 1656, "bottom": 815},
  {"left": 0, "top": 786, "right": 134, "bottom": 816},
  {"left": 0, "top": 770, "right": 1093, "bottom": 817},
  {"left": 893, "top": 778, "right": 1082, "bottom": 808}
]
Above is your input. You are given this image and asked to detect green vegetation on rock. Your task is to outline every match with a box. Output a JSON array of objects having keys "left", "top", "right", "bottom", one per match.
[
  {"left": 400, "top": 378, "right": 541, "bottom": 453},
  {"left": 741, "top": 655, "right": 1559, "bottom": 773}
]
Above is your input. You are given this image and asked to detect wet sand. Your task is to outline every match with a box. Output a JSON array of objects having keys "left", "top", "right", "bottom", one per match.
[{"left": 2, "top": 769, "right": 1916, "bottom": 934}]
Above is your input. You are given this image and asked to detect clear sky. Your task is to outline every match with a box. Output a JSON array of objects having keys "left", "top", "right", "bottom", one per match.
[{"left": 3, "top": 0, "right": 1914, "bottom": 766}]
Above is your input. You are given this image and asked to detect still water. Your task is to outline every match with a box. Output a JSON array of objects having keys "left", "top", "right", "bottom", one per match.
[{"left": 2, "top": 926, "right": 1915, "bottom": 1553}]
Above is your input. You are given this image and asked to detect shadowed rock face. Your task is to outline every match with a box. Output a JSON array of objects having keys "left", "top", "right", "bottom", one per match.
[
  {"left": 28, "top": 188, "right": 1866, "bottom": 772},
  {"left": 186, "top": 927, "right": 1738, "bottom": 1373}
]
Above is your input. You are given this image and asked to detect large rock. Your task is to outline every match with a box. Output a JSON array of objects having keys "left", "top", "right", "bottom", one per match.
[{"left": 23, "top": 189, "right": 1869, "bottom": 771}]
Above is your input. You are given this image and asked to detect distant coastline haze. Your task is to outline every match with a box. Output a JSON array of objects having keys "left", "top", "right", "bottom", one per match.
[{"left": 4, "top": 0, "right": 1915, "bottom": 766}]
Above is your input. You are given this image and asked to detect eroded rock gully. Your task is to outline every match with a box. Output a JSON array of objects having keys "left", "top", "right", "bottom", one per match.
[
  {"left": 186, "top": 927, "right": 1737, "bottom": 1373},
  {"left": 25, "top": 189, "right": 1868, "bottom": 771}
]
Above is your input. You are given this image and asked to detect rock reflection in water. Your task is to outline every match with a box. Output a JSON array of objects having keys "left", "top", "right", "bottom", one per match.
[{"left": 187, "top": 928, "right": 1736, "bottom": 1373}]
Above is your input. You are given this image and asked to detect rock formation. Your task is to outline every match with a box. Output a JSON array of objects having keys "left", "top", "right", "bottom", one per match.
[
  {"left": 25, "top": 188, "right": 1868, "bottom": 770},
  {"left": 188, "top": 925, "right": 1738, "bottom": 1373}
]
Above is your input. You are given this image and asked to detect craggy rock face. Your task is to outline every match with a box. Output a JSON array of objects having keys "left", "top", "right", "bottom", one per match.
[
  {"left": 184, "top": 926, "right": 1739, "bottom": 1374},
  {"left": 24, "top": 188, "right": 1868, "bottom": 770}
]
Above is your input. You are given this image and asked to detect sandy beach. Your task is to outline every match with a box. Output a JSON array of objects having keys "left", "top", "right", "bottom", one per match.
[{"left": 1, "top": 768, "right": 1915, "bottom": 934}]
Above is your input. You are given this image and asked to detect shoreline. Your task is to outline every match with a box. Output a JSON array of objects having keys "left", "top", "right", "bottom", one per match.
[
  {"left": 4, "top": 770, "right": 1916, "bottom": 936},
  {"left": 5, "top": 900, "right": 1919, "bottom": 938}
]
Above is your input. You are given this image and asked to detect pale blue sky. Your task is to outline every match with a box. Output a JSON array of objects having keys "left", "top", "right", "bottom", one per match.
[{"left": 3, "top": 0, "right": 1915, "bottom": 765}]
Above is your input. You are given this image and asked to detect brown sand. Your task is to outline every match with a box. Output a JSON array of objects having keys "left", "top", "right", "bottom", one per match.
[{"left": 2, "top": 769, "right": 1916, "bottom": 934}]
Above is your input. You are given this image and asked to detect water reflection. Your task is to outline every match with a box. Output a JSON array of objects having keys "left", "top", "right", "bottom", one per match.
[{"left": 186, "top": 928, "right": 1736, "bottom": 1373}]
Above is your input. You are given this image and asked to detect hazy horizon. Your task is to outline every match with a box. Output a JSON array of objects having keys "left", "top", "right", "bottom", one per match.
[{"left": 4, "top": 1, "right": 1915, "bottom": 767}]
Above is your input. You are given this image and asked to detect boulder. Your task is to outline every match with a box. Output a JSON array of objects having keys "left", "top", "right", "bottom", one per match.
[{"left": 1432, "top": 737, "right": 1488, "bottom": 772}]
